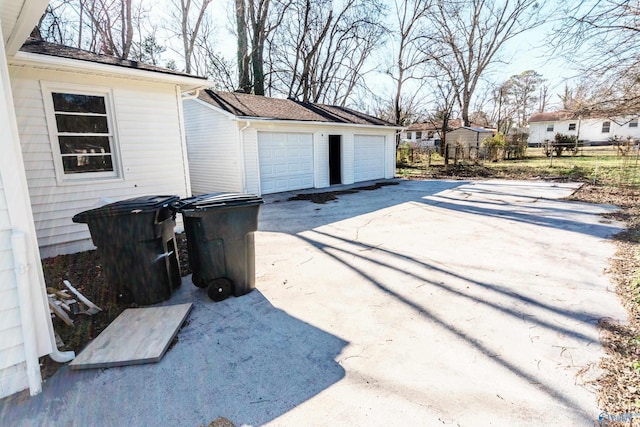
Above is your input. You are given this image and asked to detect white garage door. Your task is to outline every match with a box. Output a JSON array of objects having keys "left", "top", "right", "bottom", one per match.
[
  {"left": 354, "top": 135, "right": 386, "bottom": 182},
  {"left": 258, "top": 132, "right": 314, "bottom": 194}
]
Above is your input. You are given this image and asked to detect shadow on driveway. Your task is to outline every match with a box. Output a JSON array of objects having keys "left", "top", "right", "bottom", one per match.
[{"left": 0, "top": 289, "right": 347, "bottom": 426}]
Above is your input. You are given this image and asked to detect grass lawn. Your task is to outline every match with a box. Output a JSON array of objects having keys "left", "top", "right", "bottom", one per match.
[{"left": 397, "top": 146, "right": 640, "bottom": 187}]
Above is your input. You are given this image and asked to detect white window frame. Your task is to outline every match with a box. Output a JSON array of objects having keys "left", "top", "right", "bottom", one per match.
[
  {"left": 546, "top": 124, "right": 554, "bottom": 132},
  {"left": 602, "top": 121, "right": 611, "bottom": 133},
  {"left": 568, "top": 123, "right": 576, "bottom": 131},
  {"left": 629, "top": 119, "right": 638, "bottom": 128},
  {"left": 41, "top": 82, "right": 122, "bottom": 184}
]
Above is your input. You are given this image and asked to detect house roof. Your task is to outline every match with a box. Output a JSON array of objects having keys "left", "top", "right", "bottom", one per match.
[
  {"left": 18, "top": 38, "right": 206, "bottom": 80},
  {"left": 198, "top": 90, "right": 397, "bottom": 127},
  {"left": 528, "top": 110, "right": 578, "bottom": 122},
  {"left": 406, "top": 118, "right": 487, "bottom": 132},
  {"left": 448, "top": 126, "right": 493, "bottom": 134}
]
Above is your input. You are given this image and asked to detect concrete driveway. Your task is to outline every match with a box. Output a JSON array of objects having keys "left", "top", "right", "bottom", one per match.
[{"left": 0, "top": 179, "right": 627, "bottom": 426}]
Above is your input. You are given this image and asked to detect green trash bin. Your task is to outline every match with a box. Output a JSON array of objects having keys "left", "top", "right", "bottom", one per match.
[
  {"left": 172, "top": 193, "right": 263, "bottom": 301},
  {"left": 72, "top": 195, "right": 181, "bottom": 305}
]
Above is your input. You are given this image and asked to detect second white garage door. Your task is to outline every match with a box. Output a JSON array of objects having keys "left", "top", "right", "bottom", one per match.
[
  {"left": 354, "top": 135, "right": 386, "bottom": 182},
  {"left": 258, "top": 132, "right": 314, "bottom": 194}
]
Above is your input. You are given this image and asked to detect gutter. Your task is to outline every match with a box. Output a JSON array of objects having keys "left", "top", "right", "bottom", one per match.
[
  {"left": 229, "top": 116, "right": 405, "bottom": 131},
  {"left": 12, "top": 232, "right": 74, "bottom": 396}
]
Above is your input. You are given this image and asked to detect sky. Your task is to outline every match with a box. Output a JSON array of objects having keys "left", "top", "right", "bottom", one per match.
[{"left": 152, "top": 0, "right": 581, "bottom": 111}]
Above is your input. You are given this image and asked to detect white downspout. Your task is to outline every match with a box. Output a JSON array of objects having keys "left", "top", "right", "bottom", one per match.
[{"left": 12, "top": 232, "right": 41, "bottom": 395}]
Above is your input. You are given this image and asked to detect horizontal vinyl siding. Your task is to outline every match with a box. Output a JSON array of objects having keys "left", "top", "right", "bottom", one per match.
[
  {"left": 182, "top": 100, "right": 242, "bottom": 195},
  {"left": 10, "top": 67, "right": 191, "bottom": 257},
  {"left": 0, "top": 175, "right": 27, "bottom": 394}
]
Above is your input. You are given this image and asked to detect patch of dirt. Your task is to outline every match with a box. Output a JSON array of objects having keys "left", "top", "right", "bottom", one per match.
[
  {"left": 288, "top": 181, "right": 399, "bottom": 204},
  {"left": 39, "top": 232, "right": 191, "bottom": 380}
]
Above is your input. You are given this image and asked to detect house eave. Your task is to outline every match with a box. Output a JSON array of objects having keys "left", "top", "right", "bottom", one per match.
[
  {"left": 9, "top": 51, "right": 210, "bottom": 91},
  {"left": 231, "top": 115, "right": 404, "bottom": 131}
]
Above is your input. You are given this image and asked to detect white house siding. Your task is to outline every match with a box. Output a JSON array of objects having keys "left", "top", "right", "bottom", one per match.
[
  {"left": 341, "top": 133, "right": 355, "bottom": 185},
  {"left": 10, "top": 67, "right": 191, "bottom": 258},
  {"left": 314, "top": 131, "right": 329, "bottom": 188},
  {"left": 183, "top": 115, "right": 397, "bottom": 196},
  {"left": 529, "top": 117, "right": 640, "bottom": 146},
  {"left": 183, "top": 100, "right": 242, "bottom": 195},
  {"left": 0, "top": 174, "right": 28, "bottom": 398}
]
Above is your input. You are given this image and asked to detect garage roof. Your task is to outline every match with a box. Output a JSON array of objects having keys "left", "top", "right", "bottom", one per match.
[{"left": 199, "top": 90, "right": 397, "bottom": 127}]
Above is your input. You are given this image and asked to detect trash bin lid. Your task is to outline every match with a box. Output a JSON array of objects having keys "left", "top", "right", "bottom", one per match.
[
  {"left": 172, "top": 192, "right": 263, "bottom": 211},
  {"left": 72, "top": 195, "right": 180, "bottom": 223}
]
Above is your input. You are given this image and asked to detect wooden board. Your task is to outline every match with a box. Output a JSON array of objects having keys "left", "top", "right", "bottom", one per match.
[{"left": 69, "top": 303, "right": 192, "bottom": 370}]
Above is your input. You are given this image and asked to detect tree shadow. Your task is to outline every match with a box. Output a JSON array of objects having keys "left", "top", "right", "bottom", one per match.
[{"left": 296, "top": 229, "right": 598, "bottom": 419}]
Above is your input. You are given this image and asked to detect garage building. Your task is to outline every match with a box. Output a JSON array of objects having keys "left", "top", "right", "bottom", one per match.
[{"left": 183, "top": 90, "right": 400, "bottom": 195}]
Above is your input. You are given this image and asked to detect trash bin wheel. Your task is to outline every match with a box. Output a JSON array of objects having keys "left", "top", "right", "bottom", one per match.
[
  {"left": 192, "top": 274, "right": 208, "bottom": 289},
  {"left": 207, "top": 278, "right": 233, "bottom": 302}
]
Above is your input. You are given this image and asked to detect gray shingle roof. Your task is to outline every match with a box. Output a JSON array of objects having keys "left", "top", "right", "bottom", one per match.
[
  {"left": 199, "top": 90, "right": 396, "bottom": 126},
  {"left": 528, "top": 110, "right": 578, "bottom": 122},
  {"left": 19, "top": 38, "right": 206, "bottom": 80}
]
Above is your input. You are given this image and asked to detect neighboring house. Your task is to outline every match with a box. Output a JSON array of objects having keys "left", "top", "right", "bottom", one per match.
[
  {"left": 445, "top": 126, "right": 494, "bottom": 160},
  {"left": 402, "top": 119, "right": 489, "bottom": 147},
  {"left": 0, "top": 1, "right": 207, "bottom": 400},
  {"left": 528, "top": 110, "right": 640, "bottom": 146},
  {"left": 183, "top": 90, "right": 401, "bottom": 196}
]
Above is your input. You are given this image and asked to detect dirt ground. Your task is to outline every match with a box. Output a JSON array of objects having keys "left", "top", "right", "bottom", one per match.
[{"left": 38, "top": 174, "right": 640, "bottom": 420}]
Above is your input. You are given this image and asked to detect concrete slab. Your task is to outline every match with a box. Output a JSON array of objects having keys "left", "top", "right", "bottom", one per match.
[{"left": 0, "top": 179, "right": 627, "bottom": 426}]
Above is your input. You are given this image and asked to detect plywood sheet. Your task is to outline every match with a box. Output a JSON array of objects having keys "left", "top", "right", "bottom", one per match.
[{"left": 69, "top": 303, "right": 192, "bottom": 370}]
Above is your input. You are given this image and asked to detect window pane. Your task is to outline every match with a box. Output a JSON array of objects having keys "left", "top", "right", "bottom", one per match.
[
  {"left": 52, "top": 93, "right": 106, "bottom": 114},
  {"left": 58, "top": 136, "right": 112, "bottom": 155},
  {"left": 56, "top": 114, "right": 108, "bottom": 133},
  {"left": 62, "top": 154, "right": 113, "bottom": 173}
]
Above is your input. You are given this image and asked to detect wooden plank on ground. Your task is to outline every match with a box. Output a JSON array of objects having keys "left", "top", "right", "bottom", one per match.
[{"left": 69, "top": 303, "right": 192, "bottom": 370}]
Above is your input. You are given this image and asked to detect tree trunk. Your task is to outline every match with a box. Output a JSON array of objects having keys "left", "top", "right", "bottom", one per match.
[{"left": 236, "top": 0, "right": 251, "bottom": 92}]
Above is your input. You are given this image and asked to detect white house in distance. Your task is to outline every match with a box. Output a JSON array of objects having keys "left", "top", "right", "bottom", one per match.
[
  {"left": 183, "top": 90, "right": 401, "bottom": 196},
  {"left": 0, "top": 1, "right": 208, "bottom": 400},
  {"left": 528, "top": 110, "right": 640, "bottom": 146}
]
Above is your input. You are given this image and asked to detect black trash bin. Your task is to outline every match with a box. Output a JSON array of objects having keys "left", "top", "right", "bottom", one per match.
[
  {"left": 172, "top": 193, "right": 263, "bottom": 301},
  {"left": 72, "top": 195, "right": 181, "bottom": 305}
]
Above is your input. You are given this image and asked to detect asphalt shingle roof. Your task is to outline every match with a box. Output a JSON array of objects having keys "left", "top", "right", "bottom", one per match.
[
  {"left": 19, "top": 38, "right": 206, "bottom": 80},
  {"left": 199, "top": 90, "right": 396, "bottom": 126},
  {"left": 528, "top": 111, "right": 578, "bottom": 122}
]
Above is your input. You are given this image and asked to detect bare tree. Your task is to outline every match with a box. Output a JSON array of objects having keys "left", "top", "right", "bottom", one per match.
[
  {"left": 552, "top": 1, "right": 640, "bottom": 116},
  {"left": 36, "top": 2, "right": 74, "bottom": 44},
  {"left": 38, "top": 0, "right": 147, "bottom": 60},
  {"left": 266, "top": 0, "right": 386, "bottom": 105},
  {"left": 234, "top": 0, "right": 291, "bottom": 95},
  {"left": 387, "top": 0, "right": 433, "bottom": 125},
  {"left": 422, "top": 0, "right": 546, "bottom": 126},
  {"left": 168, "top": 0, "right": 212, "bottom": 74},
  {"left": 235, "top": 0, "right": 251, "bottom": 92}
]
